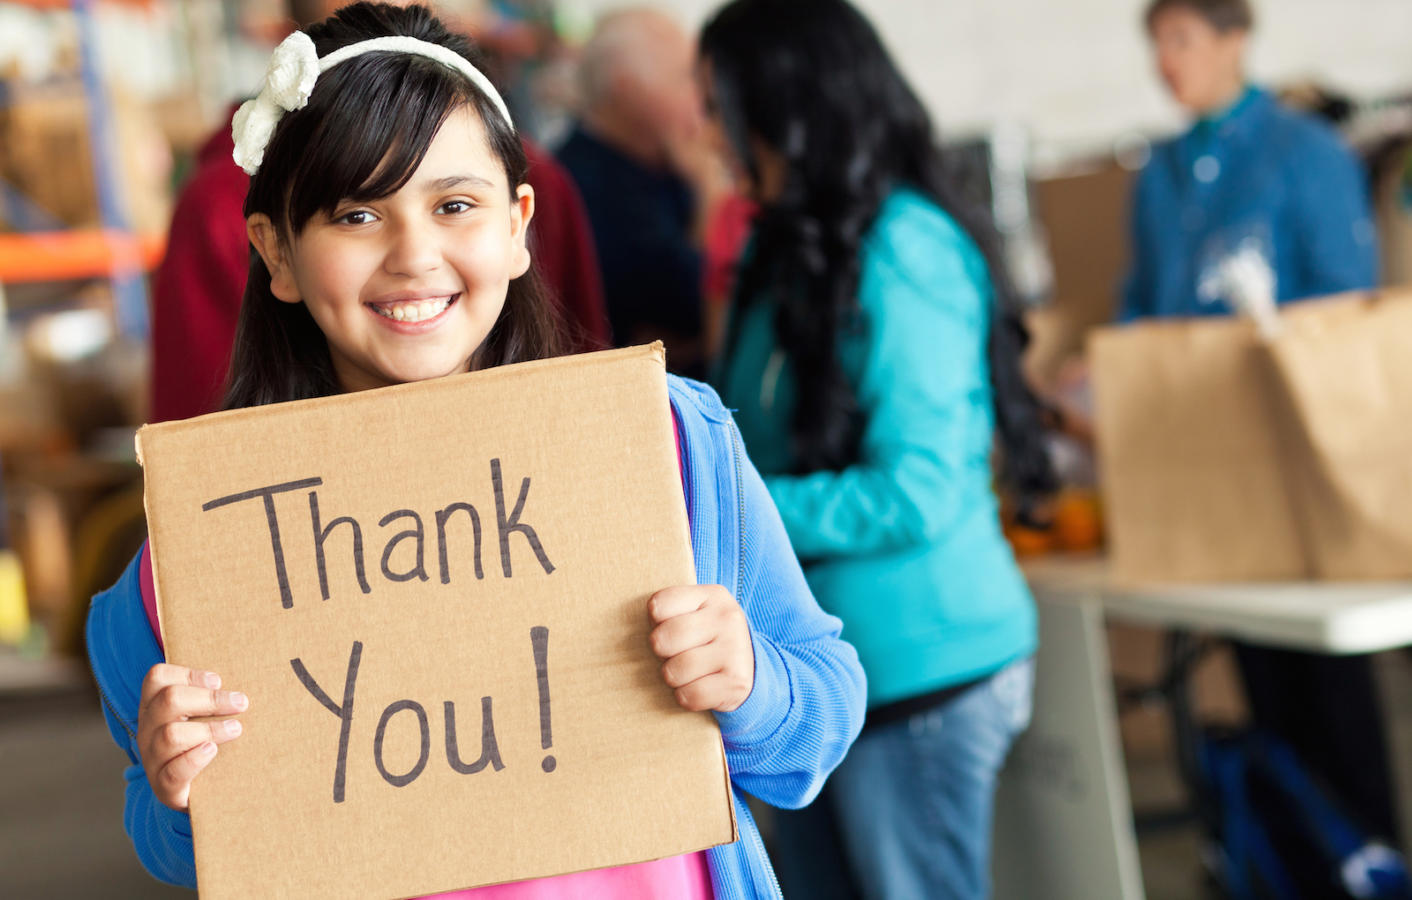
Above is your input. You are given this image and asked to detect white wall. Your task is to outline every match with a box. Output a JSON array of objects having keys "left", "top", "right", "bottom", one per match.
[{"left": 560, "top": 0, "right": 1412, "bottom": 166}]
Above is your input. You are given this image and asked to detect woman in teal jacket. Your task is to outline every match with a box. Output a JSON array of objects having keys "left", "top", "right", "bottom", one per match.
[{"left": 701, "top": 1, "right": 1057, "bottom": 897}]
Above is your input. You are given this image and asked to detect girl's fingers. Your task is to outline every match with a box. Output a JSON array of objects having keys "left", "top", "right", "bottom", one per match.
[
  {"left": 661, "top": 643, "right": 725, "bottom": 689},
  {"left": 672, "top": 672, "right": 750, "bottom": 714},
  {"left": 141, "top": 664, "right": 221, "bottom": 705},
  {"left": 155, "top": 740, "right": 220, "bottom": 810},
  {"left": 648, "top": 585, "right": 715, "bottom": 624},
  {"left": 145, "top": 684, "right": 249, "bottom": 722},
  {"left": 649, "top": 586, "right": 745, "bottom": 657},
  {"left": 649, "top": 611, "right": 714, "bottom": 660},
  {"left": 151, "top": 718, "right": 244, "bottom": 760}
]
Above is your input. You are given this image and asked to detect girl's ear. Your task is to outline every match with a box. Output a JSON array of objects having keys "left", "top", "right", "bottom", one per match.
[
  {"left": 247, "top": 213, "right": 301, "bottom": 304},
  {"left": 508, "top": 184, "right": 536, "bottom": 279}
]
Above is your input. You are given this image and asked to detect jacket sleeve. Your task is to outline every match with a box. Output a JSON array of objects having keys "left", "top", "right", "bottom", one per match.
[
  {"left": 762, "top": 218, "right": 994, "bottom": 560},
  {"left": 86, "top": 552, "right": 199, "bottom": 889},
  {"left": 1289, "top": 128, "right": 1379, "bottom": 298},
  {"left": 714, "top": 423, "right": 867, "bottom": 809}
]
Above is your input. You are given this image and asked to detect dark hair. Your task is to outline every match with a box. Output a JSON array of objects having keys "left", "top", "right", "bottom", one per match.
[
  {"left": 699, "top": 0, "right": 1056, "bottom": 507},
  {"left": 1145, "top": 0, "right": 1253, "bottom": 33},
  {"left": 285, "top": 0, "right": 328, "bottom": 29},
  {"left": 225, "top": 2, "right": 565, "bottom": 409}
]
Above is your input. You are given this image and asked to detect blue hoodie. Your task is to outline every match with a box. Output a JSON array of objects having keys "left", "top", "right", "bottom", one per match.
[{"left": 85, "top": 375, "right": 866, "bottom": 899}]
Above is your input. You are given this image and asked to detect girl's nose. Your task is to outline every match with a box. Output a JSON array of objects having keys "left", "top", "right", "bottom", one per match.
[{"left": 382, "top": 219, "right": 443, "bottom": 278}]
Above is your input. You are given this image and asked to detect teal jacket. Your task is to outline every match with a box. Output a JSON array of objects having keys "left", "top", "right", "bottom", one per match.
[{"left": 714, "top": 187, "right": 1035, "bottom": 708}]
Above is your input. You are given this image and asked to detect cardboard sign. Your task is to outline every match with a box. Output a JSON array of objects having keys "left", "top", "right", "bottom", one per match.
[{"left": 138, "top": 345, "right": 736, "bottom": 899}]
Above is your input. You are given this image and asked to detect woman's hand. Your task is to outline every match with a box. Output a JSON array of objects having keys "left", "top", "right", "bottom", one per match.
[
  {"left": 136, "top": 664, "right": 248, "bottom": 811},
  {"left": 649, "top": 585, "right": 755, "bottom": 713}
]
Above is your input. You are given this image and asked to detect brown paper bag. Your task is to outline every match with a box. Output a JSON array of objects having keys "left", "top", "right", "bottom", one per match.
[
  {"left": 1089, "top": 316, "right": 1307, "bottom": 583},
  {"left": 1263, "top": 289, "right": 1412, "bottom": 578}
]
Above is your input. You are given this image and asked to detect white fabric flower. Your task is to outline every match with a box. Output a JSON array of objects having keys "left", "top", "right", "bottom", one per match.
[
  {"left": 263, "top": 31, "right": 320, "bottom": 110},
  {"left": 231, "top": 31, "right": 320, "bottom": 176}
]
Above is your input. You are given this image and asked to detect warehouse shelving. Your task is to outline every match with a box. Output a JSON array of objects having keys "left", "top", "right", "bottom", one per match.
[{"left": 1, "top": 0, "right": 169, "bottom": 338}]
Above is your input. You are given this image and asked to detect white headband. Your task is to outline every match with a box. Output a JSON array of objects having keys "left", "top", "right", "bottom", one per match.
[{"left": 232, "top": 31, "right": 514, "bottom": 176}]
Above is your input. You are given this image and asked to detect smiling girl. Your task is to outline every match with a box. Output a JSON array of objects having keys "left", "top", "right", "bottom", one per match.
[{"left": 85, "top": 5, "right": 865, "bottom": 898}]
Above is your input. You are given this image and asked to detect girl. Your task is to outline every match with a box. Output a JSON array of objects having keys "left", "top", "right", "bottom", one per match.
[
  {"left": 85, "top": 5, "right": 865, "bottom": 898},
  {"left": 699, "top": 1, "right": 1055, "bottom": 897}
]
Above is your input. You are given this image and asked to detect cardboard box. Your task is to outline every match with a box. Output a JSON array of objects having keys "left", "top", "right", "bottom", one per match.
[
  {"left": 0, "top": 80, "right": 171, "bottom": 233},
  {"left": 137, "top": 345, "right": 736, "bottom": 899},
  {"left": 1025, "top": 161, "right": 1133, "bottom": 390},
  {"left": 1091, "top": 288, "right": 1412, "bottom": 583}
]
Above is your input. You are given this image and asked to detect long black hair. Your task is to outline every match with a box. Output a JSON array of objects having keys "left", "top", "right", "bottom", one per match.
[
  {"left": 700, "top": 0, "right": 1056, "bottom": 507},
  {"left": 225, "top": 2, "right": 565, "bottom": 409}
]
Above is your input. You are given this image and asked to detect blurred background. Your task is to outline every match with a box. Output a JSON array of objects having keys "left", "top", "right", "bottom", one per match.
[{"left": 2, "top": 1, "right": 1411, "bottom": 897}]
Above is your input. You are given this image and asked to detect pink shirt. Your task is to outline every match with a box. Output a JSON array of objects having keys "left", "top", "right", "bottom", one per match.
[{"left": 135, "top": 431, "right": 715, "bottom": 899}]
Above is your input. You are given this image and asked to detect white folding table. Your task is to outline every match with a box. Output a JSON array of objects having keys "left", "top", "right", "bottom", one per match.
[{"left": 992, "top": 555, "right": 1412, "bottom": 900}]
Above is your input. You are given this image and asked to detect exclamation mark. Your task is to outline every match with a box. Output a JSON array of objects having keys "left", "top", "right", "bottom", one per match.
[{"left": 531, "top": 626, "right": 555, "bottom": 773}]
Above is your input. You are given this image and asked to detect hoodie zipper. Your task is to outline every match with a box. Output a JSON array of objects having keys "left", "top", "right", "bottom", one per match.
[{"left": 729, "top": 425, "right": 746, "bottom": 604}]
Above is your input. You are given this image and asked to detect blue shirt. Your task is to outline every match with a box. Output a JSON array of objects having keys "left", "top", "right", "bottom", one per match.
[
  {"left": 714, "top": 188, "right": 1036, "bottom": 707},
  {"left": 1120, "top": 87, "right": 1378, "bottom": 321}
]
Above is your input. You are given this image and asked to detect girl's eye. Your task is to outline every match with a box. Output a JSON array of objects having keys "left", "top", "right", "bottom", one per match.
[
  {"left": 335, "top": 210, "right": 375, "bottom": 226},
  {"left": 439, "top": 200, "right": 473, "bottom": 215}
]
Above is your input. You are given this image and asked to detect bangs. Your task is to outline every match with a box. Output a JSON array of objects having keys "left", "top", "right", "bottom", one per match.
[
  {"left": 292, "top": 54, "right": 473, "bottom": 228},
  {"left": 248, "top": 52, "right": 491, "bottom": 233}
]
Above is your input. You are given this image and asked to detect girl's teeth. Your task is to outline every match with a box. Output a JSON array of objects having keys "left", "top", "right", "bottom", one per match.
[{"left": 377, "top": 297, "right": 450, "bottom": 323}]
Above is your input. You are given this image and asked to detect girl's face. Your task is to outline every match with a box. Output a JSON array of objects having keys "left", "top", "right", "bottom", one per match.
[{"left": 250, "top": 105, "right": 533, "bottom": 393}]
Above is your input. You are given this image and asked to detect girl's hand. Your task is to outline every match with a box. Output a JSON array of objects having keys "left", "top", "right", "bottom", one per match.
[
  {"left": 136, "top": 664, "right": 248, "bottom": 812},
  {"left": 649, "top": 585, "right": 755, "bottom": 713}
]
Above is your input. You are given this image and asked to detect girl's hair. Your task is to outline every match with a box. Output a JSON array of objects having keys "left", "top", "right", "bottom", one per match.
[
  {"left": 225, "top": 2, "right": 565, "bottom": 410},
  {"left": 1144, "top": 0, "right": 1254, "bottom": 33},
  {"left": 699, "top": 0, "right": 1056, "bottom": 507}
]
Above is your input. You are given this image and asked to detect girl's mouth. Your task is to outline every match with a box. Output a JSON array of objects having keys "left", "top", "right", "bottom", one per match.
[{"left": 369, "top": 294, "right": 459, "bottom": 325}]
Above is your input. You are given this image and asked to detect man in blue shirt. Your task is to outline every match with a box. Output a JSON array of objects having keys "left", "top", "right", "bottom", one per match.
[
  {"left": 1122, "top": 0, "right": 1378, "bottom": 322},
  {"left": 1126, "top": 0, "right": 1398, "bottom": 884}
]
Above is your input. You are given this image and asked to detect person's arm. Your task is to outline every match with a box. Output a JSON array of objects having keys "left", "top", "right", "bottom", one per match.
[
  {"left": 118, "top": 762, "right": 199, "bottom": 888},
  {"left": 1289, "top": 129, "right": 1380, "bottom": 298},
  {"left": 149, "top": 159, "right": 250, "bottom": 423},
  {"left": 763, "top": 222, "right": 992, "bottom": 560},
  {"left": 86, "top": 554, "right": 199, "bottom": 888},
  {"left": 713, "top": 425, "right": 866, "bottom": 809}
]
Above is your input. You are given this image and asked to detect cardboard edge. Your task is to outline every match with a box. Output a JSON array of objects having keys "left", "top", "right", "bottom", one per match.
[
  {"left": 717, "top": 731, "right": 739, "bottom": 843},
  {"left": 135, "top": 427, "right": 208, "bottom": 883},
  {"left": 135, "top": 343, "right": 668, "bottom": 439},
  {"left": 132, "top": 428, "right": 168, "bottom": 647}
]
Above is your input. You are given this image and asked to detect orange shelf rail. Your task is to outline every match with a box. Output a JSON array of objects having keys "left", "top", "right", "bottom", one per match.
[{"left": 0, "top": 229, "right": 165, "bottom": 283}]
